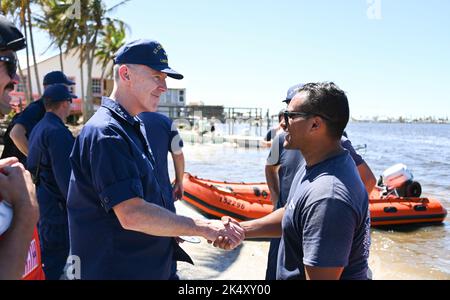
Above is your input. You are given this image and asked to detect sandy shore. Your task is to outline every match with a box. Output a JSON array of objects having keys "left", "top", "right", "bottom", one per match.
[{"left": 175, "top": 201, "right": 269, "bottom": 280}]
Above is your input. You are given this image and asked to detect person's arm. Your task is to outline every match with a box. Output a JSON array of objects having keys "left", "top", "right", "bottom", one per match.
[
  {"left": 341, "top": 138, "right": 376, "bottom": 194},
  {"left": 0, "top": 158, "right": 39, "bottom": 280},
  {"left": 304, "top": 266, "right": 344, "bottom": 280},
  {"left": 265, "top": 164, "right": 280, "bottom": 207},
  {"left": 240, "top": 207, "right": 285, "bottom": 238},
  {"left": 357, "top": 162, "right": 376, "bottom": 195},
  {"left": 171, "top": 152, "right": 185, "bottom": 201},
  {"left": 9, "top": 124, "right": 29, "bottom": 156},
  {"left": 266, "top": 134, "right": 282, "bottom": 206},
  {"left": 113, "top": 198, "right": 244, "bottom": 245}
]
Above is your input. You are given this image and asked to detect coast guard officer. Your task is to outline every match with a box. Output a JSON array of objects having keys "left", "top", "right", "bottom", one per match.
[
  {"left": 67, "top": 39, "right": 244, "bottom": 279},
  {"left": 27, "top": 84, "right": 76, "bottom": 279}
]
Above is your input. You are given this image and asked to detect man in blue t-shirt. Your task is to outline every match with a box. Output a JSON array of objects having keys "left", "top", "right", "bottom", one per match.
[
  {"left": 219, "top": 82, "right": 370, "bottom": 280},
  {"left": 8, "top": 71, "right": 74, "bottom": 163}
]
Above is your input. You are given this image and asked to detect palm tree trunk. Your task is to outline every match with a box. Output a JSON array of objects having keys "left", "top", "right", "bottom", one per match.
[
  {"left": 17, "top": 61, "right": 30, "bottom": 111},
  {"left": 23, "top": 22, "right": 33, "bottom": 104},
  {"left": 59, "top": 45, "right": 64, "bottom": 72},
  {"left": 27, "top": 4, "right": 41, "bottom": 95}
]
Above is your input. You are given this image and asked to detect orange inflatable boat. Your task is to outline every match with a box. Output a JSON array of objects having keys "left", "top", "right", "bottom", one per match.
[
  {"left": 182, "top": 173, "right": 272, "bottom": 221},
  {"left": 181, "top": 173, "right": 447, "bottom": 226}
]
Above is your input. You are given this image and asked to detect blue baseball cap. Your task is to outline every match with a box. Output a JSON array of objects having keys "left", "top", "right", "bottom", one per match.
[
  {"left": 113, "top": 39, "right": 183, "bottom": 80},
  {"left": 43, "top": 71, "right": 75, "bottom": 86},
  {"left": 283, "top": 83, "right": 304, "bottom": 103},
  {"left": 42, "top": 84, "right": 77, "bottom": 102}
]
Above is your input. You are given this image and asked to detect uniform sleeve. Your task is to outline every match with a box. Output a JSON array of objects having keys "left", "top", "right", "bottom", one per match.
[
  {"left": 301, "top": 198, "right": 357, "bottom": 268},
  {"left": 168, "top": 121, "right": 184, "bottom": 155},
  {"left": 90, "top": 130, "right": 144, "bottom": 212},
  {"left": 266, "top": 133, "right": 283, "bottom": 166},
  {"left": 341, "top": 138, "right": 364, "bottom": 166},
  {"left": 48, "top": 129, "right": 75, "bottom": 201}
]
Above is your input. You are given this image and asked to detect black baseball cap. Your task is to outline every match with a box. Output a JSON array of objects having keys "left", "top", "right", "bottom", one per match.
[
  {"left": 43, "top": 71, "right": 75, "bottom": 86},
  {"left": 0, "top": 15, "right": 26, "bottom": 51}
]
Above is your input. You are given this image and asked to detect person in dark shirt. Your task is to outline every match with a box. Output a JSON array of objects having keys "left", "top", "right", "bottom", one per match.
[
  {"left": 8, "top": 71, "right": 74, "bottom": 161},
  {"left": 218, "top": 82, "right": 371, "bottom": 280}
]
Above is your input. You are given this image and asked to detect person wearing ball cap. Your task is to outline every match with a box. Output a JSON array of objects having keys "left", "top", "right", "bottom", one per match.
[
  {"left": 67, "top": 39, "right": 244, "bottom": 279},
  {"left": 27, "top": 84, "right": 76, "bottom": 279},
  {"left": 0, "top": 15, "right": 43, "bottom": 280},
  {"left": 6, "top": 70, "right": 75, "bottom": 163}
]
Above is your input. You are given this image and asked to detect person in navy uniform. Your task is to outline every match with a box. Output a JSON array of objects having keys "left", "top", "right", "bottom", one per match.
[
  {"left": 67, "top": 39, "right": 244, "bottom": 280},
  {"left": 0, "top": 15, "right": 40, "bottom": 280},
  {"left": 8, "top": 71, "right": 75, "bottom": 162},
  {"left": 138, "top": 111, "right": 185, "bottom": 279},
  {"left": 27, "top": 84, "right": 76, "bottom": 280}
]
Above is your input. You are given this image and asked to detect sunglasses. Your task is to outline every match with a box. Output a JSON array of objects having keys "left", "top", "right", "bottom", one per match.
[
  {"left": 283, "top": 110, "right": 332, "bottom": 127},
  {"left": 0, "top": 55, "right": 18, "bottom": 79}
]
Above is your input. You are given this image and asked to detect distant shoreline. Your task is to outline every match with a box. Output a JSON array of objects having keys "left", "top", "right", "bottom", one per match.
[{"left": 350, "top": 120, "right": 450, "bottom": 125}]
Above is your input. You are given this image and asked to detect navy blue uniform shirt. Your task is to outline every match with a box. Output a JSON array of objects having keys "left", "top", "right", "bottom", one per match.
[
  {"left": 27, "top": 112, "right": 73, "bottom": 279},
  {"left": 27, "top": 112, "right": 74, "bottom": 225},
  {"left": 67, "top": 97, "right": 178, "bottom": 280}
]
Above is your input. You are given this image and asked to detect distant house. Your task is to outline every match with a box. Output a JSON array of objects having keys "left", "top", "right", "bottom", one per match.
[{"left": 11, "top": 48, "right": 186, "bottom": 117}]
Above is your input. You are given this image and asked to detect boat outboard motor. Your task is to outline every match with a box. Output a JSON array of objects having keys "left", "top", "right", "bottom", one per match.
[{"left": 381, "top": 163, "right": 422, "bottom": 197}]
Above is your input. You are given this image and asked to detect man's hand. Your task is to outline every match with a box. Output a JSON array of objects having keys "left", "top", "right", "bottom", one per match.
[
  {"left": 172, "top": 181, "right": 184, "bottom": 201},
  {"left": 0, "top": 158, "right": 38, "bottom": 220},
  {"left": 201, "top": 217, "right": 245, "bottom": 250},
  {"left": 211, "top": 216, "right": 245, "bottom": 250}
]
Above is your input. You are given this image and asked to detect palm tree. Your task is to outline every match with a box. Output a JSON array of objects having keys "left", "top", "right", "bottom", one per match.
[
  {"left": 1, "top": 0, "right": 41, "bottom": 102},
  {"left": 36, "top": 0, "right": 129, "bottom": 122},
  {"left": 95, "top": 18, "right": 127, "bottom": 83}
]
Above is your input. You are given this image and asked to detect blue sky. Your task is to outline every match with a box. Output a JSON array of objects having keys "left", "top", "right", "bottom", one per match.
[{"left": 21, "top": 0, "right": 450, "bottom": 118}]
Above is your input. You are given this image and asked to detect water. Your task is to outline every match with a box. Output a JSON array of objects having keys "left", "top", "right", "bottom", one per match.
[{"left": 169, "top": 122, "right": 450, "bottom": 279}]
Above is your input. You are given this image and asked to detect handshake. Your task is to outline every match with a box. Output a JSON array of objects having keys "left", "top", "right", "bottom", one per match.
[{"left": 202, "top": 216, "right": 245, "bottom": 250}]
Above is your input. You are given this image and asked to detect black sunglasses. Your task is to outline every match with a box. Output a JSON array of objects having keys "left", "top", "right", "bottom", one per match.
[
  {"left": 0, "top": 55, "right": 18, "bottom": 79},
  {"left": 283, "top": 110, "right": 332, "bottom": 127}
]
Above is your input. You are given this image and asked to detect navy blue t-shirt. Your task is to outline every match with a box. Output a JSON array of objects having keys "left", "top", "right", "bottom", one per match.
[
  {"left": 277, "top": 150, "right": 370, "bottom": 280},
  {"left": 14, "top": 98, "right": 45, "bottom": 138},
  {"left": 138, "top": 112, "right": 183, "bottom": 213},
  {"left": 67, "top": 97, "right": 175, "bottom": 280}
]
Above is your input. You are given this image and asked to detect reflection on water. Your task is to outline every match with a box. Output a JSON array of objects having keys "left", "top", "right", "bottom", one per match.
[{"left": 169, "top": 122, "right": 450, "bottom": 279}]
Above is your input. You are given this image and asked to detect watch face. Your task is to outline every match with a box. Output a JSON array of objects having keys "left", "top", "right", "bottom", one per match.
[{"left": 179, "top": 236, "right": 201, "bottom": 244}]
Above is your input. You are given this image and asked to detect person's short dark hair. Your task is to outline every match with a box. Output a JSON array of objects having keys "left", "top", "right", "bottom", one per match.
[
  {"left": 297, "top": 82, "right": 349, "bottom": 139},
  {"left": 43, "top": 97, "right": 66, "bottom": 110}
]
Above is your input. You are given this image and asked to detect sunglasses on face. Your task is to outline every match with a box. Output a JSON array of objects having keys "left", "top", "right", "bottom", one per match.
[
  {"left": 0, "top": 55, "right": 17, "bottom": 79},
  {"left": 283, "top": 110, "right": 332, "bottom": 127}
]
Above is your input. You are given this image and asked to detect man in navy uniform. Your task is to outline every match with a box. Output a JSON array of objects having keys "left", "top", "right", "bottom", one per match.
[
  {"left": 8, "top": 71, "right": 74, "bottom": 162},
  {"left": 27, "top": 84, "right": 76, "bottom": 279},
  {"left": 67, "top": 39, "right": 244, "bottom": 279}
]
